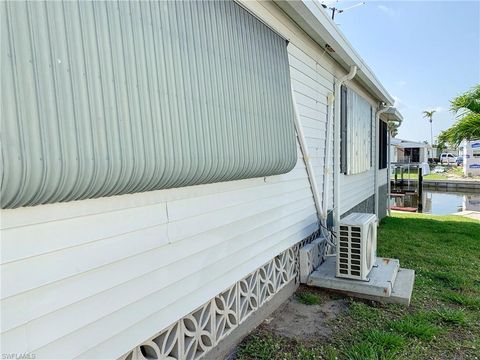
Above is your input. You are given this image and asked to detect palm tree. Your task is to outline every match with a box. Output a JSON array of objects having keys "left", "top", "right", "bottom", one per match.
[
  {"left": 387, "top": 121, "right": 398, "bottom": 137},
  {"left": 450, "top": 84, "right": 480, "bottom": 114},
  {"left": 438, "top": 84, "right": 480, "bottom": 146},
  {"left": 422, "top": 110, "right": 436, "bottom": 146}
]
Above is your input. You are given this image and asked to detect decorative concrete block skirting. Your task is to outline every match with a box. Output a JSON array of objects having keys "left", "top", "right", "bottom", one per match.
[
  {"left": 119, "top": 231, "right": 320, "bottom": 360},
  {"left": 299, "top": 237, "right": 326, "bottom": 283}
]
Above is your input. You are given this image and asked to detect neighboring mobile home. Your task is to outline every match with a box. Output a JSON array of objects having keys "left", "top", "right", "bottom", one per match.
[
  {"left": 391, "top": 138, "right": 431, "bottom": 164},
  {"left": 1, "top": 1, "right": 402, "bottom": 359},
  {"left": 462, "top": 140, "right": 480, "bottom": 176}
]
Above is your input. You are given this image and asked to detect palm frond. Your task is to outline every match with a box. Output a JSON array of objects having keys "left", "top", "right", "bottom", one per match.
[
  {"left": 450, "top": 84, "right": 480, "bottom": 114},
  {"left": 422, "top": 110, "right": 436, "bottom": 122},
  {"left": 438, "top": 112, "right": 480, "bottom": 146}
]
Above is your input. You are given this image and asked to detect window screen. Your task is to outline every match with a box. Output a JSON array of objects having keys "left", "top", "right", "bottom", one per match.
[
  {"left": 1, "top": 1, "right": 297, "bottom": 208},
  {"left": 340, "top": 87, "right": 373, "bottom": 175}
]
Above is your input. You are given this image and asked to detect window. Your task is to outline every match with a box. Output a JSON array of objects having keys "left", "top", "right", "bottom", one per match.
[
  {"left": 340, "top": 86, "right": 373, "bottom": 175},
  {"left": 378, "top": 120, "right": 388, "bottom": 169}
]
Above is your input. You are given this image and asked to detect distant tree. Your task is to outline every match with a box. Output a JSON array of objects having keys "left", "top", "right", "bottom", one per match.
[
  {"left": 436, "top": 133, "right": 448, "bottom": 152},
  {"left": 440, "top": 84, "right": 480, "bottom": 146},
  {"left": 387, "top": 121, "right": 398, "bottom": 137},
  {"left": 422, "top": 110, "right": 436, "bottom": 146}
]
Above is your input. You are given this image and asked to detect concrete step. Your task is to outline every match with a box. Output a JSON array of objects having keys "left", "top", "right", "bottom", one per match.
[
  {"left": 390, "top": 268, "right": 415, "bottom": 306},
  {"left": 307, "top": 256, "right": 399, "bottom": 298},
  {"left": 307, "top": 257, "right": 414, "bottom": 306}
]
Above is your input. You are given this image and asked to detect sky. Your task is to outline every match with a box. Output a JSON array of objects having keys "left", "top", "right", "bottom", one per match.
[{"left": 331, "top": 0, "right": 480, "bottom": 144}]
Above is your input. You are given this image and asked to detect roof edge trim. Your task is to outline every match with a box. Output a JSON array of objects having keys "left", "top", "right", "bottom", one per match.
[{"left": 274, "top": 0, "right": 395, "bottom": 105}]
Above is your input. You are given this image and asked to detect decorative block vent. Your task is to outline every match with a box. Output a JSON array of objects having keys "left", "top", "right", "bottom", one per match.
[
  {"left": 299, "top": 237, "right": 327, "bottom": 283},
  {"left": 119, "top": 238, "right": 314, "bottom": 360}
]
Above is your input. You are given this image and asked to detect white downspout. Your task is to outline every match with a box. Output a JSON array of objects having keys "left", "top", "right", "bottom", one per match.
[
  {"left": 374, "top": 104, "right": 391, "bottom": 219},
  {"left": 333, "top": 66, "right": 357, "bottom": 233},
  {"left": 387, "top": 130, "right": 392, "bottom": 216}
]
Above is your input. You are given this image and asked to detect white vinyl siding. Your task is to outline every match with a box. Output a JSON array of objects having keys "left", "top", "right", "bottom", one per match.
[
  {"left": 0, "top": 167, "right": 317, "bottom": 358},
  {"left": 339, "top": 169, "right": 375, "bottom": 215},
  {"left": 379, "top": 168, "right": 388, "bottom": 186},
  {"left": 0, "top": 1, "right": 382, "bottom": 358},
  {"left": 0, "top": 40, "right": 333, "bottom": 360},
  {"left": 288, "top": 43, "right": 335, "bottom": 212}
]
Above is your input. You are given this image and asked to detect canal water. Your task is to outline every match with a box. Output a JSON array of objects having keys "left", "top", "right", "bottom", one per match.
[{"left": 390, "top": 190, "right": 480, "bottom": 215}]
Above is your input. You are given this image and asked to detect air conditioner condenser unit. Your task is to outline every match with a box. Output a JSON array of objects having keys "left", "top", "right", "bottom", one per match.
[{"left": 337, "top": 213, "right": 377, "bottom": 281}]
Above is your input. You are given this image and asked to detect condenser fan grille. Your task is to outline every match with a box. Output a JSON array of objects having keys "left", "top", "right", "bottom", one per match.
[
  {"left": 338, "top": 225, "right": 362, "bottom": 277},
  {"left": 337, "top": 213, "right": 377, "bottom": 281}
]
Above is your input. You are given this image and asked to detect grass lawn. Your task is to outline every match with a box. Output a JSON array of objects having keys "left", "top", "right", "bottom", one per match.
[
  {"left": 392, "top": 166, "right": 475, "bottom": 181},
  {"left": 235, "top": 213, "right": 480, "bottom": 360}
]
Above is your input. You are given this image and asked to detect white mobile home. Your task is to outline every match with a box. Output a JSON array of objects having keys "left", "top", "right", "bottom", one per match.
[
  {"left": 462, "top": 140, "right": 480, "bottom": 176},
  {"left": 391, "top": 138, "right": 431, "bottom": 164},
  {"left": 1, "top": 1, "right": 401, "bottom": 359}
]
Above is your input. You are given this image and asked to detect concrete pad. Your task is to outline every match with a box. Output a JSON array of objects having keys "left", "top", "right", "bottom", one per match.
[
  {"left": 307, "top": 256, "right": 400, "bottom": 298},
  {"left": 453, "top": 211, "right": 480, "bottom": 221},
  {"left": 390, "top": 268, "right": 415, "bottom": 306}
]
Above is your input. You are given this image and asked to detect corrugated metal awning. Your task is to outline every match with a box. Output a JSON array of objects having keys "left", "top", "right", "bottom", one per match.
[{"left": 1, "top": 0, "right": 297, "bottom": 208}]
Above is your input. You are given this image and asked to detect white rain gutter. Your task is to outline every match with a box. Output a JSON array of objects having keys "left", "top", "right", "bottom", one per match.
[
  {"left": 333, "top": 65, "right": 357, "bottom": 232},
  {"left": 374, "top": 104, "right": 391, "bottom": 218}
]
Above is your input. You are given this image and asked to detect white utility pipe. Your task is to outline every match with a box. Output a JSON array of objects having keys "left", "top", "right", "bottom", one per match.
[
  {"left": 374, "top": 104, "right": 391, "bottom": 219},
  {"left": 291, "top": 91, "right": 324, "bottom": 222},
  {"left": 291, "top": 90, "right": 335, "bottom": 247},
  {"left": 333, "top": 66, "right": 357, "bottom": 233}
]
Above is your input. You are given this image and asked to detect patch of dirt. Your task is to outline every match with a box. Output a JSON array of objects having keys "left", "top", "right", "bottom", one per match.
[{"left": 261, "top": 293, "right": 348, "bottom": 340}]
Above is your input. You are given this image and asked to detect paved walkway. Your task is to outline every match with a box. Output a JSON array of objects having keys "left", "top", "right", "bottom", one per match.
[{"left": 453, "top": 211, "right": 480, "bottom": 221}]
